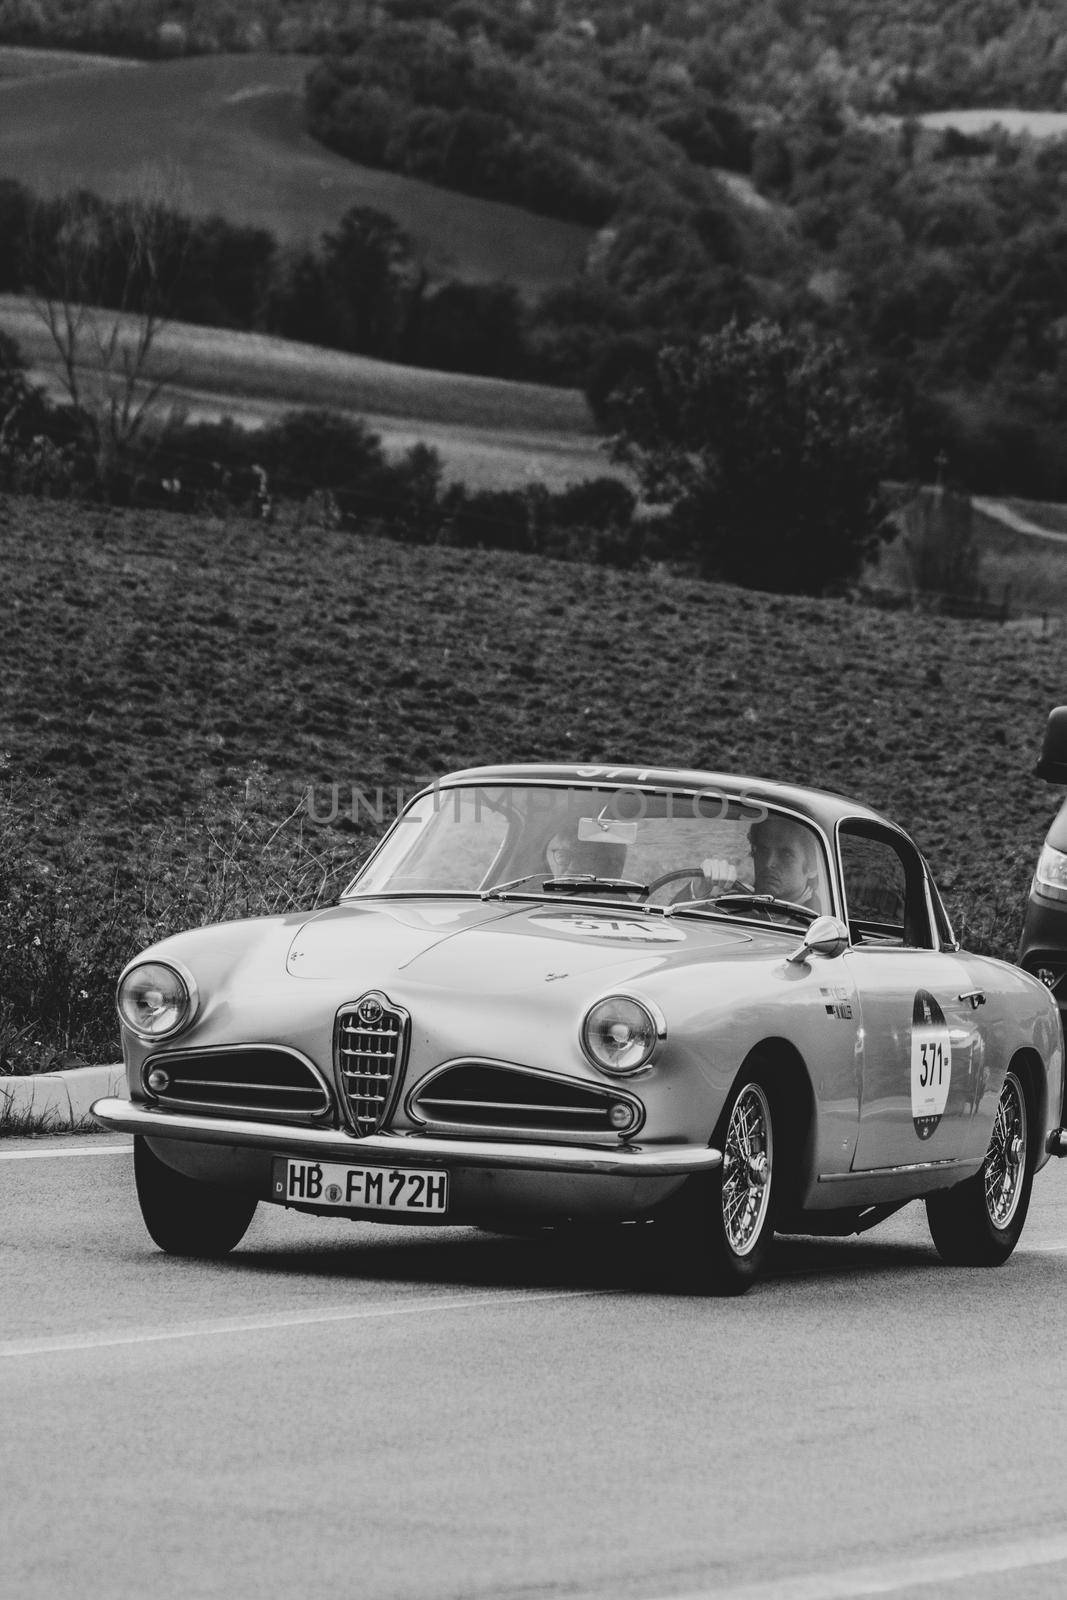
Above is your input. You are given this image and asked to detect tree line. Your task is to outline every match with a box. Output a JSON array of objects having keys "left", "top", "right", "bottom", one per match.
[
  {"left": 3, "top": 0, "right": 1064, "bottom": 118},
  {"left": 304, "top": 13, "right": 751, "bottom": 229},
  {"left": 0, "top": 183, "right": 535, "bottom": 378}
]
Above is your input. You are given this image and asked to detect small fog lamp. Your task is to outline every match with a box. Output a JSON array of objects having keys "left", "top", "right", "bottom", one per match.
[
  {"left": 145, "top": 1067, "right": 172, "bottom": 1093},
  {"left": 117, "top": 961, "right": 195, "bottom": 1039},
  {"left": 609, "top": 1101, "right": 636, "bottom": 1130},
  {"left": 581, "top": 995, "right": 664, "bottom": 1077}
]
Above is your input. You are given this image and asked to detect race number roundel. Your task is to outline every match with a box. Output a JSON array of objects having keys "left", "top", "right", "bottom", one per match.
[{"left": 911, "top": 990, "right": 952, "bottom": 1140}]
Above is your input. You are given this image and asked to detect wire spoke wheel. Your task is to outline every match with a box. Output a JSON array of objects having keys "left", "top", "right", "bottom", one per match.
[
  {"left": 720, "top": 1082, "right": 773, "bottom": 1257},
  {"left": 983, "top": 1071, "right": 1027, "bottom": 1230},
  {"left": 926, "top": 1064, "right": 1034, "bottom": 1267},
  {"left": 659, "top": 1067, "right": 779, "bottom": 1294}
]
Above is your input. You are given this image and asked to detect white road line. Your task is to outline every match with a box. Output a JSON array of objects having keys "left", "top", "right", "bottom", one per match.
[
  {"left": 0, "top": 1288, "right": 600, "bottom": 1359},
  {"left": 0, "top": 1144, "right": 133, "bottom": 1161},
  {"left": 652, "top": 1531, "right": 1067, "bottom": 1600}
]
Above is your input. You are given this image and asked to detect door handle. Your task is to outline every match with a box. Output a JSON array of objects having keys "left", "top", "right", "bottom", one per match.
[{"left": 958, "top": 990, "right": 986, "bottom": 1010}]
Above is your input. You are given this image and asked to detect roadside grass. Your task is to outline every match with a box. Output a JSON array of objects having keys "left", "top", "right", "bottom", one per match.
[
  {"left": 0, "top": 763, "right": 360, "bottom": 1074},
  {"left": 869, "top": 498, "right": 1067, "bottom": 618},
  {"left": 968, "top": 509, "right": 1067, "bottom": 616},
  {"left": 1, "top": 492, "right": 1064, "bottom": 1071},
  {"left": 0, "top": 1100, "right": 101, "bottom": 1137},
  {"left": 0, "top": 52, "right": 592, "bottom": 291},
  {"left": 977, "top": 542, "right": 1067, "bottom": 618}
]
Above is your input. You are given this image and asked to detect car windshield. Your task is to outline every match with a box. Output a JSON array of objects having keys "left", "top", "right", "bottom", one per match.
[{"left": 343, "top": 784, "right": 831, "bottom": 921}]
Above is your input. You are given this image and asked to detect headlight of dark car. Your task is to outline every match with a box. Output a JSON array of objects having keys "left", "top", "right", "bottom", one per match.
[
  {"left": 581, "top": 995, "right": 665, "bottom": 1076},
  {"left": 1035, "top": 842, "right": 1067, "bottom": 901},
  {"left": 117, "top": 960, "right": 197, "bottom": 1039}
]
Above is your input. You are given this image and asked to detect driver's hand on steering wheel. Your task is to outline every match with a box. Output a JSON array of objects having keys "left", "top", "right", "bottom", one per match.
[
  {"left": 668, "top": 858, "right": 742, "bottom": 906},
  {"left": 699, "top": 858, "right": 741, "bottom": 885}
]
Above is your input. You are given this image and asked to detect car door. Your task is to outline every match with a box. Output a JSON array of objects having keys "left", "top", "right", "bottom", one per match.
[{"left": 839, "top": 822, "right": 983, "bottom": 1173}]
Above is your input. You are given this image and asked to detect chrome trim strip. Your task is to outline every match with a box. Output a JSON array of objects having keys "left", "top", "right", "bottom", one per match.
[
  {"left": 90, "top": 1098, "right": 720, "bottom": 1175},
  {"left": 147, "top": 1098, "right": 328, "bottom": 1125},
  {"left": 818, "top": 1158, "right": 971, "bottom": 1182},
  {"left": 169, "top": 1080, "right": 320, "bottom": 1097},
  {"left": 420, "top": 1099, "right": 607, "bottom": 1117}
]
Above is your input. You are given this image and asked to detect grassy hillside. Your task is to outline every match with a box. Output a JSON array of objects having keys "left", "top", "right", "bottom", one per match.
[
  {"left": 0, "top": 50, "right": 592, "bottom": 293},
  {"left": 0, "top": 295, "right": 605, "bottom": 491},
  {"left": 2, "top": 493, "right": 1061, "bottom": 963}
]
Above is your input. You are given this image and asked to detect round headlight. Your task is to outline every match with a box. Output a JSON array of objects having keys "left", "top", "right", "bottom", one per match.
[
  {"left": 117, "top": 961, "right": 195, "bottom": 1039},
  {"left": 581, "top": 995, "right": 664, "bottom": 1076}
]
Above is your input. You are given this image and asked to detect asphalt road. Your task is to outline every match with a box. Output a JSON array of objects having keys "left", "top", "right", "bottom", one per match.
[{"left": 5, "top": 1136, "right": 1067, "bottom": 1600}]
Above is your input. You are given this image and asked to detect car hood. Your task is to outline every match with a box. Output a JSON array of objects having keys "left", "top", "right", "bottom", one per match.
[{"left": 285, "top": 898, "right": 758, "bottom": 993}]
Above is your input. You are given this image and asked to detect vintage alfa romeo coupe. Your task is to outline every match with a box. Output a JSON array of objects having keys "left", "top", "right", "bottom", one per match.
[{"left": 94, "top": 765, "right": 1067, "bottom": 1293}]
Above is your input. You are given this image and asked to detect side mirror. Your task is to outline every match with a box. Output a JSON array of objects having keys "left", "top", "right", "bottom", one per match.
[
  {"left": 787, "top": 915, "right": 850, "bottom": 965},
  {"left": 1036, "top": 707, "right": 1067, "bottom": 783}
]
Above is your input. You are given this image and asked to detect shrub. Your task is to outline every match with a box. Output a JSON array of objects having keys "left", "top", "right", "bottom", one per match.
[
  {"left": 0, "top": 771, "right": 363, "bottom": 1074},
  {"left": 604, "top": 318, "right": 900, "bottom": 595}
]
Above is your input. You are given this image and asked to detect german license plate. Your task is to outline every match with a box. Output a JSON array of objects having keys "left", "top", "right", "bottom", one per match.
[{"left": 273, "top": 1158, "right": 448, "bottom": 1213}]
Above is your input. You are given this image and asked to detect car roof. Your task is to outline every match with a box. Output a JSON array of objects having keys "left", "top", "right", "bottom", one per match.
[{"left": 420, "top": 764, "right": 898, "bottom": 836}]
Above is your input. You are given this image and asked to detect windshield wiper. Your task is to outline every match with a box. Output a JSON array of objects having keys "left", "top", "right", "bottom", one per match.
[
  {"left": 544, "top": 876, "right": 650, "bottom": 896},
  {"left": 480, "top": 874, "right": 546, "bottom": 900},
  {"left": 676, "top": 892, "right": 817, "bottom": 925},
  {"left": 481, "top": 874, "right": 650, "bottom": 902}
]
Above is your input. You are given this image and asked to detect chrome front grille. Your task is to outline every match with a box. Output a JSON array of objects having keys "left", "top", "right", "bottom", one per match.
[
  {"left": 142, "top": 1047, "right": 331, "bottom": 1124},
  {"left": 408, "top": 1061, "right": 644, "bottom": 1141},
  {"left": 335, "top": 993, "right": 408, "bottom": 1135}
]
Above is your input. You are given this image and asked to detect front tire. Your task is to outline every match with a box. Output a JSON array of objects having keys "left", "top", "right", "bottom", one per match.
[
  {"left": 664, "top": 1075, "right": 777, "bottom": 1295},
  {"left": 134, "top": 1137, "right": 258, "bottom": 1258},
  {"left": 926, "top": 1068, "right": 1034, "bottom": 1266}
]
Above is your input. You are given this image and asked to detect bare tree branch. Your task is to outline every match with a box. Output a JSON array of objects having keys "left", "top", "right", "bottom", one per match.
[{"left": 23, "top": 171, "right": 189, "bottom": 485}]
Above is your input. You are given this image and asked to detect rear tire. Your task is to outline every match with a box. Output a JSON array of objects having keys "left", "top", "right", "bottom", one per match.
[
  {"left": 926, "top": 1068, "right": 1034, "bottom": 1267},
  {"left": 663, "top": 1073, "right": 777, "bottom": 1295},
  {"left": 134, "top": 1137, "right": 257, "bottom": 1258}
]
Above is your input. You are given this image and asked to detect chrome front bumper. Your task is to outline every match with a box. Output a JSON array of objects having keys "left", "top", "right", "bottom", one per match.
[{"left": 90, "top": 1098, "right": 722, "bottom": 1177}]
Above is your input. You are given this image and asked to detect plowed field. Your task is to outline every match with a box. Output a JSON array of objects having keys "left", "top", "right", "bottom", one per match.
[{"left": 1, "top": 494, "right": 1061, "bottom": 958}]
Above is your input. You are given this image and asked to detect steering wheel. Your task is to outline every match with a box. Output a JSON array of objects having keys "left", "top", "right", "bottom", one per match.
[{"left": 647, "top": 867, "right": 706, "bottom": 894}]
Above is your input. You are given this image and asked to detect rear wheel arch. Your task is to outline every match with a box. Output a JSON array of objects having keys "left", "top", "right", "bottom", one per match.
[{"left": 1007, "top": 1047, "right": 1045, "bottom": 1152}]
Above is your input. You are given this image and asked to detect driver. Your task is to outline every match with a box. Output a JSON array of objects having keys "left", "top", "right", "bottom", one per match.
[
  {"left": 689, "top": 815, "right": 823, "bottom": 911},
  {"left": 750, "top": 815, "right": 822, "bottom": 907}
]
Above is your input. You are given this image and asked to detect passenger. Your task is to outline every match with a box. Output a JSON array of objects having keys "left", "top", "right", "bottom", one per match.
[{"left": 545, "top": 828, "right": 627, "bottom": 880}]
